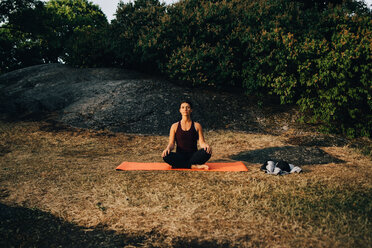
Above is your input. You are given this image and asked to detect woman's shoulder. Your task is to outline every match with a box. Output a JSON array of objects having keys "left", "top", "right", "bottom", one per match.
[
  {"left": 194, "top": 122, "right": 202, "bottom": 130},
  {"left": 170, "top": 122, "right": 179, "bottom": 131}
]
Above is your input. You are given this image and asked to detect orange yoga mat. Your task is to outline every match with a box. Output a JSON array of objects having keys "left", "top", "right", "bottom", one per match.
[{"left": 116, "top": 161, "right": 248, "bottom": 172}]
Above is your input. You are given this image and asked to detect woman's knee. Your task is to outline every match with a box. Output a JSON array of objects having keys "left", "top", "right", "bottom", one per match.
[
  {"left": 163, "top": 153, "right": 172, "bottom": 163},
  {"left": 190, "top": 149, "right": 211, "bottom": 164},
  {"left": 199, "top": 149, "right": 211, "bottom": 159}
]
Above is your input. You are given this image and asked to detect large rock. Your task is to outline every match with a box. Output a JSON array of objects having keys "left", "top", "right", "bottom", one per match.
[{"left": 0, "top": 64, "right": 271, "bottom": 134}]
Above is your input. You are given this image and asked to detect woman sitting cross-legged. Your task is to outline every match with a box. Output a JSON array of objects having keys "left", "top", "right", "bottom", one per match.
[{"left": 161, "top": 101, "right": 212, "bottom": 170}]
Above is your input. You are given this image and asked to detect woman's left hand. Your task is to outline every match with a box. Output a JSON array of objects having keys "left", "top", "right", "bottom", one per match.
[{"left": 202, "top": 144, "right": 212, "bottom": 154}]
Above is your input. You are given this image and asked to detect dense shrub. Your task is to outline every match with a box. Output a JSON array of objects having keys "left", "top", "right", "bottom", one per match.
[
  {"left": 110, "top": 0, "right": 166, "bottom": 71},
  {"left": 241, "top": 5, "right": 371, "bottom": 137},
  {"left": 295, "top": 18, "right": 371, "bottom": 137},
  {"left": 162, "top": 0, "right": 240, "bottom": 87}
]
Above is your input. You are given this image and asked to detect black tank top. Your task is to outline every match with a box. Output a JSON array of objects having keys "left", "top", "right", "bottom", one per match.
[{"left": 175, "top": 121, "right": 199, "bottom": 153}]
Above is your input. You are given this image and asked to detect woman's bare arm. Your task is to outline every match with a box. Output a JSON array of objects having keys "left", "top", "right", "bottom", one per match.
[
  {"left": 195, "top": 122, "right": 212, "bottom": 154},
  {"left": 162, "top": 123, "right": 177, "bottom": 157}
]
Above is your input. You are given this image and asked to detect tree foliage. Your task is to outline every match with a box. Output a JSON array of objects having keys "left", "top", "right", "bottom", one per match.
[
  {"left": 1, "top": 0, "right": 371, "bottom": 137},
  {"left": 45, "top": 0, "right": 108, "bottom": 65},
  {"left": 110, "top": 0, "right": 166, "bottom": 71},
  {"left": 0, "top": 0, "right": 49, "bottom": 72},
  {"left": 0, "top": 0, "right": 108, "bottom": 72}
]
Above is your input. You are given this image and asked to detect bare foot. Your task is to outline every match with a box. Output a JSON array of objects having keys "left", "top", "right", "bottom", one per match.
[{"left": 191, "top": 164, "right": 209, "bottom": 170}]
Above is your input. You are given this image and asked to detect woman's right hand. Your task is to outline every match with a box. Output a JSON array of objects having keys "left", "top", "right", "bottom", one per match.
[{"left": 163, "top": 123, "right": 176, "bottom": 158}]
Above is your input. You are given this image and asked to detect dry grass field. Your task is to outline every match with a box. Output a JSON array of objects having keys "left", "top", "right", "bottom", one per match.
[{"left": 0, "top": 119, "right": 371, "bottom": 247}]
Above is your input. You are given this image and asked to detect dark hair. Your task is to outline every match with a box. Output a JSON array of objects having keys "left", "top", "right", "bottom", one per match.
[{"left": 180, "top": 100, "right": 193, "bottom": 109}]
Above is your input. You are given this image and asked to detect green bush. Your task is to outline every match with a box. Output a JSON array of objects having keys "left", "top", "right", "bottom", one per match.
[
  {"left": 159, "top": 0, "right": 240, "bottom": 87},
  {"left": 296, "top": 21, "right": 371, "bottom": 137},
  {"left": 246, "top": 6, "right": 371, "bottom": 137},
  {"left": 110, "top": 0, "right": 166, "bottom": 71}
]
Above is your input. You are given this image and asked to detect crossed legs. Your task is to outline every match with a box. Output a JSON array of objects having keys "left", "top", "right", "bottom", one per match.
[{"left": 163, "top": 149, "right": 211, "bottom": 169}]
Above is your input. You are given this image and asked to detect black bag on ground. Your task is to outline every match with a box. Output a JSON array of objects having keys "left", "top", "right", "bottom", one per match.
[
  {"left": 261, "top": 160, "right": 291, "bottom": 172},
  {"left": 276, "top": 160, "right": 291, "bottom": 172}
]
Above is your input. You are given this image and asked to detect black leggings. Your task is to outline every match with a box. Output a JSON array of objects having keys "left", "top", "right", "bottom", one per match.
[{"left": 163, "top": 149, "right": 211, "bottom": 169}]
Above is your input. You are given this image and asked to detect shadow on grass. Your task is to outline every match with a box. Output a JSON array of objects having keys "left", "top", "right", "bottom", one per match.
[
  {"left": 0, "top": 203, "right": 142, "bottom": 248},
  {"left": 0, "top": 203, "right": 234, "bottom": 248},
  {"left": 173, "top": 238, "right": 232, "bottom": 248},
  {"left": 231, "top": 146, "right": 344, "bottom": 165}
]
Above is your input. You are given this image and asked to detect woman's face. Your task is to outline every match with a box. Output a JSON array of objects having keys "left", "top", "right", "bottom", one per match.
[{"left": 179, "top": 102, "right": 192, "bottom": 116}]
